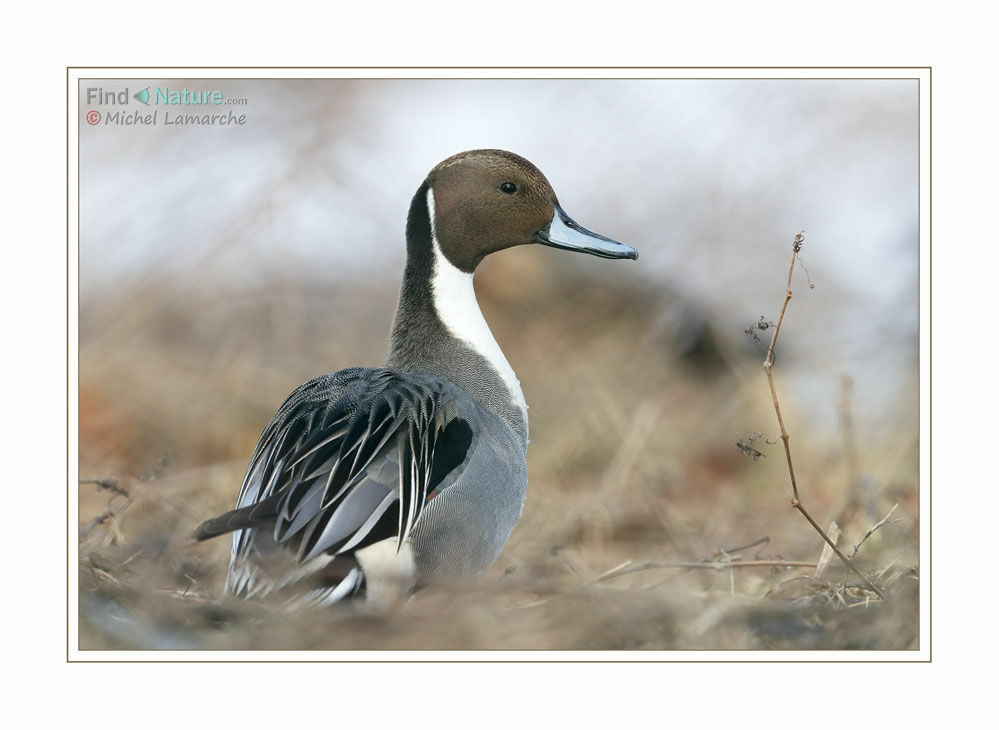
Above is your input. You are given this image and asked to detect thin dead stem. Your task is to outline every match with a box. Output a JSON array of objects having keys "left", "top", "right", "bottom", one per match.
[
  {"left": 716, "top": 536, "right": 770, "bottom": 556},
  {"left": 80, "top": 477, "right": 134, "bottom": 541},
  {"left": 813, "top": 521, "right": 841, "bottom": 578},
  {"left": 851, "top": 503, "right": 900, "bottom": 558},
  {"left": 80, "top": 477, "right": 130, "bottom": 499},
  {"left": 762, "top": 232, "right": 888, "bottom": 601},
  {"left": 588, "top": 559, "right": 817, "bottom": 585}
]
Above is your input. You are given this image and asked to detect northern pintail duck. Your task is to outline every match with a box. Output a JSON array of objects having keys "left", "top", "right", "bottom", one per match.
[{"left": 195, "top": 149, "right": 637, "bottom": 605}]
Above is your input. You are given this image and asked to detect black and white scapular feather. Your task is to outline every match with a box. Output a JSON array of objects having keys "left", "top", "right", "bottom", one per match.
[{"left": 195, "top": 368, "right": 479, "bottom": 605}]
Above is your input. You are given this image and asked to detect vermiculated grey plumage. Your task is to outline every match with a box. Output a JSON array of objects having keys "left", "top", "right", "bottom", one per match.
[{"left": 194, "top": 367, "right": 527, "bottom": 600}]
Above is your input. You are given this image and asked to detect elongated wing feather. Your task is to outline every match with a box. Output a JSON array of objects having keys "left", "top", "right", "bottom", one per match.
[{"left": 194, "top": 367, "right": 474, "bottom": 598}]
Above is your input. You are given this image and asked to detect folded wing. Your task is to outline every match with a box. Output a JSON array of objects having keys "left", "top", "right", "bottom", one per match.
[{"left": 194, "top": 367, "right": 473, "bottom": 600}]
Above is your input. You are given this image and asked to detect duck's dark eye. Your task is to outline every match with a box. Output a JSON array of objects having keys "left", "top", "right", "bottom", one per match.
[{"left": 500, "top": 182, "right": 517, "bottom": 194}]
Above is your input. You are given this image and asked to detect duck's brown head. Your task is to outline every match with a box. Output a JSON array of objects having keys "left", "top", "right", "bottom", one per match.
[{"left": 410, "top": 149, "right": 637, "bottom": 273}]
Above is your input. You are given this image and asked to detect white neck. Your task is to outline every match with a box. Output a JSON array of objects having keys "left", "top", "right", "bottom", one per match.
[{"left": 426, "top": 188, "right": 529, "bottom": 426}]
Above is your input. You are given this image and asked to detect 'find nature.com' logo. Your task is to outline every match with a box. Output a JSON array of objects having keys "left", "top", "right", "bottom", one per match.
[{"left": 84, "top": 86, "right": 248, "bottom": 127}]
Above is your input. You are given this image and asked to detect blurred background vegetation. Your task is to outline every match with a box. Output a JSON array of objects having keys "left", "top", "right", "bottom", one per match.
[{"left": 78, "top": 78, "right": 919, "bottom": 650}]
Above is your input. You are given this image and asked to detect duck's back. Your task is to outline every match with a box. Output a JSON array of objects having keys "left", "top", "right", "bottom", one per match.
[{"left": 195, "top": 366, "right": 526, "bottom": 604}]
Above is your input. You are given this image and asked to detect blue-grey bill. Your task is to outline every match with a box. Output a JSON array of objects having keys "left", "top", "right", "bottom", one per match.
[{"left": 534, "top": 204, "right": 638, "bottom": 260}]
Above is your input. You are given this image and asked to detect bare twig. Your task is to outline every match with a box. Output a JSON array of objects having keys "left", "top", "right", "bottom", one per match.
[
  {"left": 588, "top": 559, "right": 818, "bottom": 585},
  {"left": 851, "top": 503, "right": 900, "bottom": 558},
  {"left": 80, "top": 477, "right": 130, "bottom": 499},
  {"left": 875, "top": 555, "right": 904, "bottom": 582},
  {"left": 813, "top": 521, "right": 841, "bottom": 578},
  {"left": 716, "top": 536, "right": 770, "bottom": 557},
  {"left": 591, "top": 560, "right": 634, "bottom": 583},
  {"left": 79, "top": 476, "right": 134, "bottom": 541},
  {"left": 761, "top": 232, "right": 888, "bottom": 601},
  {"left": 80, "top": 509, "right": 116, "bottom": 538},
  {"left": 635, "top": 536, "right": 773, "bottom": 591}
]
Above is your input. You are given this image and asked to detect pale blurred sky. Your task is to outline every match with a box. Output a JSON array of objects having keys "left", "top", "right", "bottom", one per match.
[{"left": 79, "top": 78, "right": 918, "bottom": 430}]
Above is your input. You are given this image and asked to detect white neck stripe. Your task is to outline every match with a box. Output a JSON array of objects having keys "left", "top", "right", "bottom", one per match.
[{"left": 426, "top": 188, "right": 528, "bottom": 425}]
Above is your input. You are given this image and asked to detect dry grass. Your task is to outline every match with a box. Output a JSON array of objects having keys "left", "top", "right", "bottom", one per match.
[{"left": 78, "top": 250, "right": 919, "bottom": 652}]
